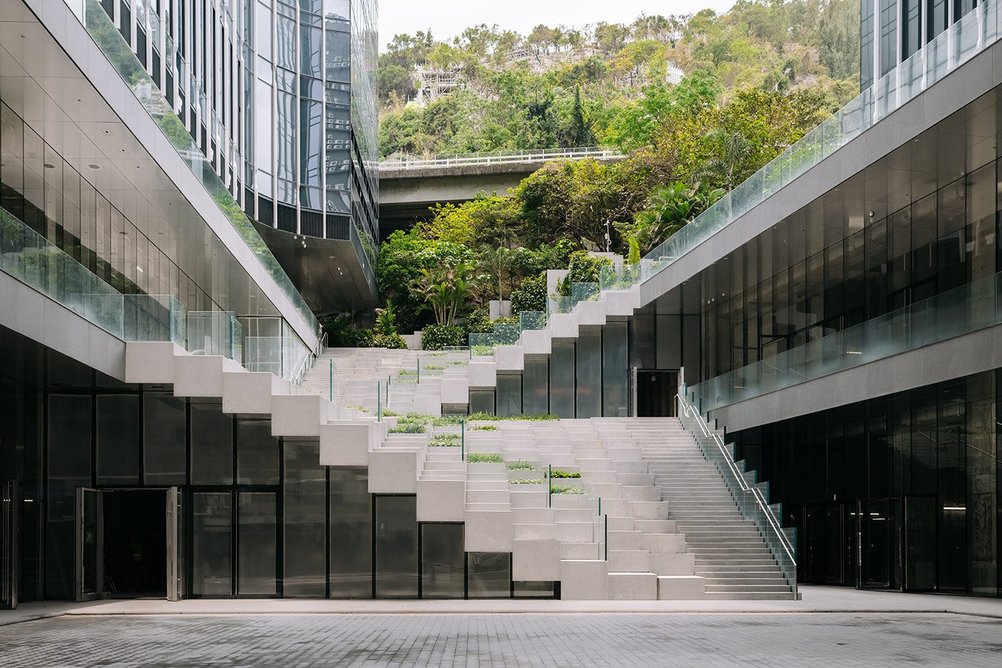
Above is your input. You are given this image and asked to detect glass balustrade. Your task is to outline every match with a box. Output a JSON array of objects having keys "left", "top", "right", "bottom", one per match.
[
  {"left": 469, "top": 1, "right": 1001, "bottom": 355},
  {"left": 78, "top": 0, "right": 319, "bottom": 334},
  {"left": 692, "top": 270, "right": 1002, "bottom": 413},
  {"left": 0, "top": 200, "right": 313, "bottom": 372}
]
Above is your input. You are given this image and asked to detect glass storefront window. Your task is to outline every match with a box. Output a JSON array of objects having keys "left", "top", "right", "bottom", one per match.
[
  {"left": 374, "top": 495, "right": 417, "bottom": 598},
  {"left": 467, "top": 552, "right": 511, "bottom": 598},
  {"left": 420, "top": 524, "right": 464, "bottom": 599},
  {"left": 284, "top": 441, "right": 326, "bottom": 597},
  {"left": 238, "top": 492, "right": 277, "bottom": 595},
  {"left": 192, "top": 492, "right": 232, "bottom": 596},
  {"left": 330, "top": 467, "right": 371, "bottom": 597}
]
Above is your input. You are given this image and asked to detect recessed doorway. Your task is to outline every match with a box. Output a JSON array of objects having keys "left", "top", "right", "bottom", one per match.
[
  {"left": 102, "top": 490, "right": 167, "bottom": 598},
  {"left": 637, "top": 370, "right": 678, "bottom": 417},
  {"left": 76, "top": 487, "right": 181, "bottom": 601}
]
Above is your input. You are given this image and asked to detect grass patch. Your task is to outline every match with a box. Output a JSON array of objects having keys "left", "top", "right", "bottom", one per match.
[
  {"left": 509, "top": 478, "right": 546, "bottom": 485},
  {"left": 398, "top": 369, "right": 418, "bottom": 376},
  {"left": 467, "top": 412, "right": 559, "bottom": 422},
  {"left": 506, "top": 460, "right": 535, "bottom": 471},
  {"left": 430, "top": 415, "right": 465, "bottom": 426},
  {"left": 467, "top": 452, "right": 503, "bottom": 464},
  {"left": 428, "top": 433, "right": 461, "bottom": 447},
  {"left": 550, "top": 485, "right": 586, "bottom": 495},
  {"left": 381, "top": 409, "right": 398, "bottom": 417},
  {"left": 423, "top": 364, "right": 445, "bottom": 370},
  {"left": 388, "top": 423, "right": 425, "bottom": 434},
  {"left": 550, "top": 470, "right": 582, "bottom": 479},
  {"left": 347, "top": 405, "right": 369, "bottom": 413},
  {"left": 472, "top": 425, "right": 497, "bottom": 431}
]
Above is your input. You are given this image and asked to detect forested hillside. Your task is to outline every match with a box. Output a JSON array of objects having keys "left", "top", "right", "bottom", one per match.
[
  {"left": 378, "top": 0, "right": 859, "bottom": 158},
  {"left": 333, "top": 1, "right": 860, "bottom": 346}
]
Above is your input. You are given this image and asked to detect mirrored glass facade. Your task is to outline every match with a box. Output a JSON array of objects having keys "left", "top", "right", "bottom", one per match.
[
  {"left": 92, "top": 0, "right": 379, "bottom": 313},
  {"left": 861, "top": 0, "right": 983, "bottom": 89},
  {"left": 0, "top": 324, "right": 560, "bottom": 601}
]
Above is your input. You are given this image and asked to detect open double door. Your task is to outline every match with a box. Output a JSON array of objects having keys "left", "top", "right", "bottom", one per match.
[{"left": 75, "top": 487, "right": 185, "bottom": 602}]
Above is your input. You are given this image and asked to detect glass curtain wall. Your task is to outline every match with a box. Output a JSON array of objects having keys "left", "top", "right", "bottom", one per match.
[
  {"left": 734, "top": 370, "right": 1001, "bottom": 595},
  {"left": 0, "top": 326, "right": 562, "bottom": 601},
  {"left": 699, "top": 153, "right": 1001, "bottom": 385}
]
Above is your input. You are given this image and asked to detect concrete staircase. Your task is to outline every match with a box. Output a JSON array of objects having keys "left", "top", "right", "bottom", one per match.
[
  {"left": 634, "top": 420, "right": 796, "bottom": 600},
  {"left": 129, "top": 340, "right": 790, "bottom": 600}
]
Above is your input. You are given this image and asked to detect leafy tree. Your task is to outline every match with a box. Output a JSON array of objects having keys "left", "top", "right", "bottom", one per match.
[
  {"left": 617, "top": 183, "right": 723, "bottom": 253},
  {"left": 510, "top": 274, "right": 548, "bottom": 315},
  {"left": 409, "top": 263, "right": 477, "bottom": 326},
  {"left": 378, "top": 64, "right": 416, "bottom": 107}
]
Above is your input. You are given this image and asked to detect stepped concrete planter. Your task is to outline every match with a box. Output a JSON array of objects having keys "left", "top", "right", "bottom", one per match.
[
  {"left": 507, "top": 482, "right": 546, "bottom": 492},
  {"left": 550, "top": 492, "right": 589, "bottom": 508},
  {"left": 506, "top": 468, "right": 542, "bottom": 481},
  {"left": 466, "top": 461, "right": 505, "bottom": 473}
]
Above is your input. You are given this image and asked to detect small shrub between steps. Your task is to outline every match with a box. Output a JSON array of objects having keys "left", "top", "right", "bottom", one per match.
[
  {"left": 550, "top": 470, "right": 581, "bottom": 479},
  {"left": 388, "top": 423, "right": 425, "bottom": 434},
  {"left": 467, "top": 412, "right": 559, "bottom": 421},
  {"left": 550, "top": 484, "right": 586, "bottom": 494},
  {"left": 467, "top": 452, "right": 503, "bottom": 463},
  {"left": 428, "top": 434, "right": 461, "bottom": 447},
  {"left": 506, "top": 460, "right": 535, "bottom": 470},
  {"left": 509, "top": 478, "right": 545, "bottom": 485}
]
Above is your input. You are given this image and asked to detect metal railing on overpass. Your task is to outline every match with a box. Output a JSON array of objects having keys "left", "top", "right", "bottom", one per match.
[{"left": 379, "top": 147, "right": 625, "bottom": 171}]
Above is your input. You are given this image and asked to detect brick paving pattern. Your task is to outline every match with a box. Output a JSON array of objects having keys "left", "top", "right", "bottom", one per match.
[{"left": 0, "top": 613, "right": 1000, "bottom": 666}]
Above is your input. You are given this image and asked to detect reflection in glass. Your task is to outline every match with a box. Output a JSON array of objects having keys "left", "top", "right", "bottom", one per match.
[
  {"left": 374, "top": 496, "right": 417, "bottom": 598},
  {"left": 237, "top": 419, "right": 279, "bottom": 485},
  {"left": 192, "top": 492, "right": 231, "bottom": 596},
  {"left": 467, "top": 552, "right": 511, "bottom": 598},
  {"left": 143, "top": 393, "right": 186, "bottom": 484},
  {"left": 190, "top": 400, "right": 233, "bottom": 485},
  {"left": 420, "top": 524, "right": 464, "bottom": 598},
  {"left": 96, "top": 395, "right": 140, "bottom": 485},
  {"left": 576, "top": 327, "right": 602, "bottom": 418},
  {"left": 522, "top": 356, "right": 548, "bottom": 416},
  {"left": 284, "top": 441, "right": 326, "bottom": 597},
  {"left": 549, "top": 340, "right": 575, "bottom": 418},
  {"left": 330, "top": 467, "right": 371, "bottom": 597},
  {"left": 238, "top": 492, "right": 277, "bottom": 595}
]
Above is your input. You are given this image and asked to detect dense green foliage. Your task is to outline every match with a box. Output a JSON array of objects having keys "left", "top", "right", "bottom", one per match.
[
  {"left": 420, "top": 324, "right": 465, "bottom": 350},
  {"left": 365, "top": 3, "right": 858, "bottom": 346},
  {"left": 378, "top": 0, "right": 859, "bottom": 157}
]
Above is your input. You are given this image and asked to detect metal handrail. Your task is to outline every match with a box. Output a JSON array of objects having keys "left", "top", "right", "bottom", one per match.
[
  {"left": 379, "top": 147, "right": 625, "bottom": 171},
  {"left": 677, "top": 389, "right": 797, "bottom": 567}
]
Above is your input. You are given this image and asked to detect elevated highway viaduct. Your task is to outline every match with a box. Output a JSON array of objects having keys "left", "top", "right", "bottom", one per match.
[{"left": 377, "top": 148, "right": 624, "bottom": 236}]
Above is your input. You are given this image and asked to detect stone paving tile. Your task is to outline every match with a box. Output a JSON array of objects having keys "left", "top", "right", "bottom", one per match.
[{"left": 0, "top": 613, "right": 1000, "bottom": 667}]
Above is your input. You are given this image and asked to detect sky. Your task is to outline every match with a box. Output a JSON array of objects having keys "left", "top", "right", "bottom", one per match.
[{"left": 378, "top": 0, "right": 737, "bottom": 51}]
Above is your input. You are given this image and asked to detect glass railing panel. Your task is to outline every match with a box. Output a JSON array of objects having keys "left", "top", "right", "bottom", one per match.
[
  {"left": 0, "top": 204, "right": 125, "bottom": 337},
  {"left": 187, "top": 311, "right": 241, "bottom": 362},
  {"left": 80, "top": 1, "right": 319, "bottom": 334},
  {"left": 547, "top": 295, "right": 573, "bottom": 315},
  {"left": 468, "top": 333, "right": 495, "bottom": 356},
  {"left": 693, "top": 270, "right": 1002, "bottom": 412},
  {"left": 244, "top": 336, "right": 284, "bottom": 376},
  {"left": 570, "top": 282, "right": 599, "bottom": 306},
  {"left": 519, "top": 311, "right": 547, "bottom": 331},
  {"left": 123, "top": 294, "right": 186, "bottom": 345}
]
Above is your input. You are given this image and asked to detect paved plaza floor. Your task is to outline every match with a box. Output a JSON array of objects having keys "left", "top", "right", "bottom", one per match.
[{"left": 1, "top": 588, "right": 1001, "bottom": 667}]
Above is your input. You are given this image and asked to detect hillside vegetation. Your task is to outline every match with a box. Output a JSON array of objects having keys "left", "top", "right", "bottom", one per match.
[
  {"left": 340, "top": 1, "right": 860, "bottom": 346},
  {"left": 378, "top": 0, "right": 859, "bottom": 157}
]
